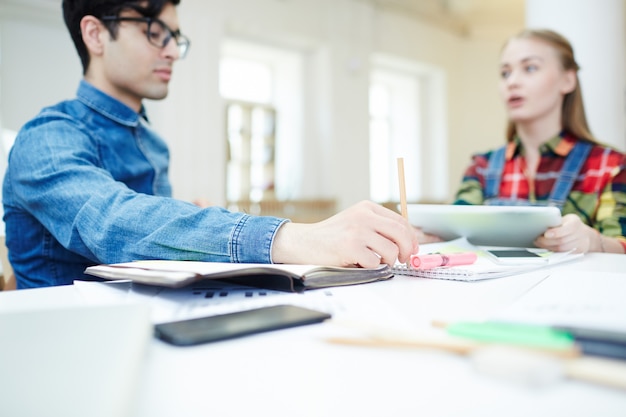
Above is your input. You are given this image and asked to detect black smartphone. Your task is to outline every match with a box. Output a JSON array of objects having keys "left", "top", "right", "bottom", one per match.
[
  {"left": 487, "top": 249, "right": 541, "bottom": 258},
  {"left": 486, "top": 248, "right": 548, "bottom": 265},
  {"left": 154, "top": 304, "right": 331, "bottom": 346}
]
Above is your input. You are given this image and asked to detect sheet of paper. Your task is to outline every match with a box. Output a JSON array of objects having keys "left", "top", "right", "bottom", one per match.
[
  {"left": 73, "top": 279, "right": 417, "bottom": 334},
  {"left": 490, "top": 271, "right": 626, "bottom": 332}
]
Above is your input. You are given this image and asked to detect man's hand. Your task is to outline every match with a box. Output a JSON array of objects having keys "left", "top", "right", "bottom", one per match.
[{"left": 272, "top": 200, "right": 419, "bottom": 267}]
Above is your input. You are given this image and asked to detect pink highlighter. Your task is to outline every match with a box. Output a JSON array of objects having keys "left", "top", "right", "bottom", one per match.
[{"left": 410, "top": 252, "right": 478, "bottom": 269}]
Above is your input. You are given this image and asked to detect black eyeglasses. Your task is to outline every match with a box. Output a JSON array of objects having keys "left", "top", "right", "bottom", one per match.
[{"left": 100, "top": 16, "right": 190, "bottom": 59}]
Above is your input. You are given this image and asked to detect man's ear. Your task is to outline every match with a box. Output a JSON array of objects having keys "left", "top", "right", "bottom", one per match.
[{"left": 80, "top": 15, "right": 106, "bottom": 56}]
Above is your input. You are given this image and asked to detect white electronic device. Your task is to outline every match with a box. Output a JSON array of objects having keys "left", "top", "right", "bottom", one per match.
[{"left": 406, "top": 204, "right": 562, "bottom": 247}]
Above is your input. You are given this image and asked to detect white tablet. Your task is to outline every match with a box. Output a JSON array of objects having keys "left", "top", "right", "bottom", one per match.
[{"left": 405, "top": 204, "right": 562, "bottom": 248}]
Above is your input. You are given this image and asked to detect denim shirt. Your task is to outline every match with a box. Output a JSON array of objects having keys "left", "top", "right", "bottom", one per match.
[{"left": 3, "top": 80, "right": 287, "bottom": 288}]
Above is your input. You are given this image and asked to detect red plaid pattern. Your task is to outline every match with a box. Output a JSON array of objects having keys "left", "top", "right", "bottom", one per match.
[{"left": 454, "top": 134, "right": 626, "bottom": 238}]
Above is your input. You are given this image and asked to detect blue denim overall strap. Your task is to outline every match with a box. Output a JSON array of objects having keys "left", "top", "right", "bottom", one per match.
[
  {"left": 484, "top": 141, "right": 592, "bottom": 209},
  {"left": 547, "top": 141, "right": 592, "bottom": 208}
]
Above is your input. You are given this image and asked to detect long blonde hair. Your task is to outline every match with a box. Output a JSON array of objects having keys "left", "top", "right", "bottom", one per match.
[{"left": 503, "top": 29, "right": 597, "bottom": 143}]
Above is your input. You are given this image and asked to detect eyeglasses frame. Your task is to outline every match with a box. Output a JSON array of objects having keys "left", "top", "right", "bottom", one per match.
[{"left": 100, "top": 15, "right": 190, "bottom": 59}]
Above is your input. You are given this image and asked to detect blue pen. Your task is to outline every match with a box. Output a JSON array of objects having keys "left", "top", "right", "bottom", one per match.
[
  {"left": 553, "top": 326, "right": 626, "bottom": 360},
  {"left": 446, "top": 321, "right": 626, "bottom": 360}
]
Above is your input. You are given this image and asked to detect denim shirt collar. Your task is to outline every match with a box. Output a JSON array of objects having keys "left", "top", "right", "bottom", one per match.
[{"left": 76, "top": 80, "right": 147, "bottom": 127}]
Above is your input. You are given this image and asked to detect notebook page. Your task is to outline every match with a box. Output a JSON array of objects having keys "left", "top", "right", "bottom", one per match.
[{"left": 392, "top": 238, "right": 582, "bottom": 281}]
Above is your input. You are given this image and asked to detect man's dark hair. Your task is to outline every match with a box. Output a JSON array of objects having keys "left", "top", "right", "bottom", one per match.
[{"left": 62, "top": 0, "right": 180, "bottom": 74}]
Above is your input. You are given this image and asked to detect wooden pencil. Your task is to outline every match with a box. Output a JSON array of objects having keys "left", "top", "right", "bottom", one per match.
[{"left": 397, "top": 157, "right": 408, "bottom": 220}]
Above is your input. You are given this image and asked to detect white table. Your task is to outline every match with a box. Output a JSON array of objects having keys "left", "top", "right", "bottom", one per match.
[{"left": 1, "top": 253, "right": 625, "bottom": 417}]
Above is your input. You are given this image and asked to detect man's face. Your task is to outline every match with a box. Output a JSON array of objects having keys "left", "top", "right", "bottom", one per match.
[{"left": 92, "top": 2, "right": 182, "bottom": 111}]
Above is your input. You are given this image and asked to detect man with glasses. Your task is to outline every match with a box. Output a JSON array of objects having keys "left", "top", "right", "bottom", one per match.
[{"left": 2, "top": 0, "right": 418, "bottom": 289}]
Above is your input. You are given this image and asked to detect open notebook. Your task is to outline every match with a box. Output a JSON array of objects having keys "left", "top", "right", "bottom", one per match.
[
  {"left": 85, "top": 261, "right": 394, "bottom": 292},
  {"left": 0, "top": 303, "right": 151, "bottom": 417},
  {"left": 391, "top": 238, "right": 583, "bottom": 281}
]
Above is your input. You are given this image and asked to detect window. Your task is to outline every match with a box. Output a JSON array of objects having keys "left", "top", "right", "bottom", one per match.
[
  {"left": 220, "top": 39, "right": 303, "bottom": 204},
  {"left": 221, "top": 56, "right": 276, "bottom": 202},
  {"left": 369, "top": 55, "right": 448, "bottom": 204},
  {"left": 224, "top": 101, "right": 276, "bottom": 202},
  {"left": 220, "top": 57, "right": 273, "bottom": 104}
]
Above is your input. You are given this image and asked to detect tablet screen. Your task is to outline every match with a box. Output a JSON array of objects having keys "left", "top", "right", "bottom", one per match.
[{"left": 406, "top": 204, "right": 562, "bottom": 247}]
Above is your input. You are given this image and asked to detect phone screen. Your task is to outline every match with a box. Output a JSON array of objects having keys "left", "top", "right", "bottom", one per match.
[
  {"left": 487, "top": 249, "right": 541, "bottom": 258},
  {"left": 154, "top": 304, "right": 331, "bottom": 346}
]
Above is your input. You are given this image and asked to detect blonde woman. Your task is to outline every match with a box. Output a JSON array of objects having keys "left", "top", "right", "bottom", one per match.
[{"left": 454, "top": 29, "right": 626, "bottom": 254}]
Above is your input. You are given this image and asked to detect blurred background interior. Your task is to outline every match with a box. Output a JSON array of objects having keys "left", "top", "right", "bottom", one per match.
[{"left": 0, "top": 0, "right": 624, "bottom": 225}]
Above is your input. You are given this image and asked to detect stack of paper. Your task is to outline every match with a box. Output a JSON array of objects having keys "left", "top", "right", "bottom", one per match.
[{"left": 392, "top": 238, "right": 583, "bottom": 281}]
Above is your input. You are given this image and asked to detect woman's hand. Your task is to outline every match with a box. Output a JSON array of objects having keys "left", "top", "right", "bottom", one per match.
[
  {"left": 534, "top": 213, "right": 598, "bottom": 253},
  {"left": 414, "top": 227, "right": 443, "bottom": 244}
]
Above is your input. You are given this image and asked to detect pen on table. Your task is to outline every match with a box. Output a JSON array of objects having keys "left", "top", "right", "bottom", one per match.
[
  {"left": 328, "top": 333, "right": 626, "bottom": 390},
  {"left": 552, "top": 325, "right": 626, "bottom": 361},
  {"left": 437, "top": 320, "right": 626, "bottom": 388},
  {"left": 327, "top": 320, "right": 626, "bottom": 390},
  {"left": 396, "top": 157, "right": 410, "bottom": 267},
  {"left": 328, "top": 318, "right": 580, "bottom": 358},
  {"left": 410, "top": 252, "right": 478, "bottom": 269},
  {"left": 438, "top": 320, "right": 626, "bottom": 361}
]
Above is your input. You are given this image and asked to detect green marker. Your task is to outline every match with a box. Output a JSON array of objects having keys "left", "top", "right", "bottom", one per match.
[{"left": 446, "top": 321, "right": 575, "bottom": 350}]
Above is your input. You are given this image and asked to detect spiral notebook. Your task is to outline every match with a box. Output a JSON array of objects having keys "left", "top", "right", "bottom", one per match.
[{"left": 391, "top": 238, "right": 583, "bottom": 282}]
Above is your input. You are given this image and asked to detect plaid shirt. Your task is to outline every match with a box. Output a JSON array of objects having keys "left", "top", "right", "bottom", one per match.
[{"left": 454, "top": 134, "right": 626, "bottom": 239}]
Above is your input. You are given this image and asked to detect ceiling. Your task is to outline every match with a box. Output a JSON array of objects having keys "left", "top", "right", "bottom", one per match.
[
  {"left": 368, "top": 0, "right": 526, "bottom": 35},
  {"left": 17, "top": 0, "right": 526, "bottom": 37}
]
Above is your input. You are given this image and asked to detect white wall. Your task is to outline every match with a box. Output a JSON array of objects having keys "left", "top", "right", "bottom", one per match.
[
  {"left": 370, "top": 9, "right": 516, "bottom": 196},
  {"left": 151, "top": 0, "right": 518, "bottom": 207},
  {"left": 0, "top": 0, "right": 527, "bottom": 211},
  {"left": 0, "top": 1, "right": 81, "bottom": 133},
  {"left": 526, "top": 0, "right": 625, "bottom": 150}
]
